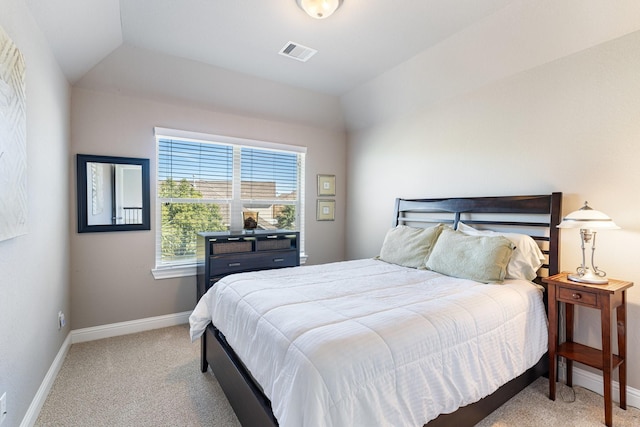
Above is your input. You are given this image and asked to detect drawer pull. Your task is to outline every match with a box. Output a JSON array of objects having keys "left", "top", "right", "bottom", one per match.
[
  {"left": 228, "top": 262, "right": 241, "bottom": 267},
  {"left": 572, "top": 293, "right": 581, "bottom": 300},
  {"left": 273, "top": 258, "right": 285, "bottom": 262},
  {"left": 266, "top": 235, "right": 278, "bottom": 239},
  {"left": 227, "top": 237, "right": 240, "bottom": 241}
]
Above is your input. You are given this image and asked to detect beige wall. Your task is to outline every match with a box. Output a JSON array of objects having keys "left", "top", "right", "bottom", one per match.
[
  {"left": 343, "top": 30, "right": 640, "bottom": 390},
  {"left": 70, "top": 87, "right": 346, "bottom": 329},
  {"left": 0, "top": 0, "right": 71, "bottom": 425},
  {"left": 7, "top": 1, "right": 638, "bottom": 422}
]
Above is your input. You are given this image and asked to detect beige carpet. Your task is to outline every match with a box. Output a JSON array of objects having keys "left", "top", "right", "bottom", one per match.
[
  {"left": 36, "top": 324, "right": 240, "bottom": 427},
  {"left": 36, "top": 325, "right": 640, "bottom": 426},
  {"left": 475, "top": 378, "right": 640, "bottom": 427}
]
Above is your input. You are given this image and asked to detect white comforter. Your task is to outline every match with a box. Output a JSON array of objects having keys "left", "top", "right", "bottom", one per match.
[{"left": 189, "top": 259, "right": 547, "bottom": 427}]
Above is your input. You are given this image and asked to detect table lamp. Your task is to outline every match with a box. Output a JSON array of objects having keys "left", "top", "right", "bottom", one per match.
[{"left": 557, "top": 201, "right": 619, "bottom": 284}]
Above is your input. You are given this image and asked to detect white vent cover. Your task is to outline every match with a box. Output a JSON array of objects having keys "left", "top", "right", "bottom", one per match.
[{"left": 278, "top": 41, "right": 317, "bottom": 62}]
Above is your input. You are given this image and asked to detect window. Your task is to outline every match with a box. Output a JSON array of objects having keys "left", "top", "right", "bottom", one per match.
[{"left": 153, "top": 128, "right": 306, "bottom": 278}]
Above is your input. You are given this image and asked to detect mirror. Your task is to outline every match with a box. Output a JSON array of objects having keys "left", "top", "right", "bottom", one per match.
[{"left": 77, "top": 154, "right": 150, "bottom": 232}]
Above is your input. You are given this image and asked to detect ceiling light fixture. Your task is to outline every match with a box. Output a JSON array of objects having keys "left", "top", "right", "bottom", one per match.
[{"left": 296, "top": 0, "right": 343, "bottom": 19}]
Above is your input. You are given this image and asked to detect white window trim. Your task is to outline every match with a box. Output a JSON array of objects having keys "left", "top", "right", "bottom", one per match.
[
  {"left": 154, "top": 127, "right": 307, "bottom": 154},
  {"left": 151, "top": 127, "right": 307, "bottom": 280}
]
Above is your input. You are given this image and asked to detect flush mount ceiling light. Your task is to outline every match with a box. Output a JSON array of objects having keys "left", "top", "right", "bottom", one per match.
[{"left": 296, "top": 0, "right": 343, "bottom": 19}]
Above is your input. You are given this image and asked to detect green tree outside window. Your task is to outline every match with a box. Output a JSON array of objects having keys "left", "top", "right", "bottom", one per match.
[
  {"left": 159, "top": 178, "right": 225, "bottom": 262},
  {"left": 275, "top": 205, "right": 296, "bottom": 229}
]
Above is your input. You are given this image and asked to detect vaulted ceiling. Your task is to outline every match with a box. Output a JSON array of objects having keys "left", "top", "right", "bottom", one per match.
[
  {"left": 26, "top": 0, "right": 515, "bottom": 94},
  {"left": 24, "top": 0, "right": 640, "bottom": 130}
]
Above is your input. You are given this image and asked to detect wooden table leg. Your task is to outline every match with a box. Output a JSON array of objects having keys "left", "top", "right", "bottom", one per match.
[
  {"left": 601, "top": 301, "right": 613, "bottom": 427},
  {"left": 548, "top": 285, "right": 558, "bottom": 400},
  {"left": 617, "top": 296, "right": 627, "bottom": 410},
  {"left": 566, "top": 302, "right": 574, "bottom": 387}
]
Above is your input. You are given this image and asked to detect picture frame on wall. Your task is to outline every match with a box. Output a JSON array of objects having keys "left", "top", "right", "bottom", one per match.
[
  {"left": 316, "top": 199, "right": 335, "bottom": 221},
  {"left": 0, "top": 25, "right": 28, "bottom": 242},
  {"left": 317, "top": 174, "right": 335, "bottom": 196}
]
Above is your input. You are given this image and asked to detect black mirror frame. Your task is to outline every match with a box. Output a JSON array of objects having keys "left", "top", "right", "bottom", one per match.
[{"left": 76, "top": 154, "right": 151, "bottom": 233}]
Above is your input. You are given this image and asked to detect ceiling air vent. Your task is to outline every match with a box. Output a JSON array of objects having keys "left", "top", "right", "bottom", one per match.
[{"left": 278, "top": 41, "right": 317, "bottom": 62}]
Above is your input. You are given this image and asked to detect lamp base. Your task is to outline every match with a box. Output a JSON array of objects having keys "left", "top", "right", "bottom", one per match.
[{"left": 567, "top": 269, "right": 609, "bottom": 285}]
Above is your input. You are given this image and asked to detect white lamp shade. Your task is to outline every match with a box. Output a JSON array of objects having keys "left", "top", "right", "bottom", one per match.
[
  {"left": 297, "top": 0, "right": 343, "bottom": 19},
  {"left": 557, "top": 202, "right": 620, "bottom": 229}
]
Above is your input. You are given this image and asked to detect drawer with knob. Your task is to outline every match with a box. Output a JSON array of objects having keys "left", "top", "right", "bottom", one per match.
[
  {"left": 210, "top": 251, "right": 298, "bottom": 275},
  {"left": 557, "top": 286, "right": 598, "bottom": 307}
]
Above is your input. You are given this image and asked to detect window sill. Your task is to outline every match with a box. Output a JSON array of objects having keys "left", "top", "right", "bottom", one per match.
[
  {"left": 152, "top": 264, "right": 196, "bottom": 280},
  {"left": 152, "top": 253, "right": 307, "bottom": 280}
]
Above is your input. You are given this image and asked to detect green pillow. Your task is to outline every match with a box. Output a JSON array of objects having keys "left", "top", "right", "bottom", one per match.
[
  {"left": 425, "top": 228, "right": 515, "bottom": 283},
  {"left": 378, "top": 224, "right": 445, "bottom": 269}
]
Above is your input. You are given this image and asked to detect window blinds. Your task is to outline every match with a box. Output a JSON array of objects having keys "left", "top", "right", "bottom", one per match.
[
  {"left": 240, "top": 147, "right": 298, "bottom": 202},
  {"left": 158, "top": 138, "right": 233, "bottom": 200}
]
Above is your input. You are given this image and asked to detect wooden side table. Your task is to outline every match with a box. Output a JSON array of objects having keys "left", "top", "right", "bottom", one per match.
[{"left": 544, "top": 272, "right": 633, "bottom": 427}]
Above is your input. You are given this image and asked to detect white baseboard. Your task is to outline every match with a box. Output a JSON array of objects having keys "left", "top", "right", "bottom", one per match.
[
  {"left": 558, "top": 361, "right": 640, "bottom": 409},
  {"left": 71, "top": 311, "right": 191, "bottom": 343},
  {"left": 22, "top": 311, "right": 191, "bottom": 426},
  {"left": 20, "top": 332, "right": 71, "bottom": 427}
]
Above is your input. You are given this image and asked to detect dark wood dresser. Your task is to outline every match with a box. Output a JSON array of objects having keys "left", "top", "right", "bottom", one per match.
[{"left": 196, "top": 230, "right": 300, "bottom": 300}]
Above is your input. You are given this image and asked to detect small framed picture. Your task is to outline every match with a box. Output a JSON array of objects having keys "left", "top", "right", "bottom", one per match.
[
  {"left": 317, "top": 174, "right": 336, "bottom": 196},
  {"left": 316, "top": 199, "right": 335, "bottom": 221}
]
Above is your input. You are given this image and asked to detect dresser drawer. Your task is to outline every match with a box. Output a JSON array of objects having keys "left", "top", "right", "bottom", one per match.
[
  {"left": 557, "top": 286, "right": 598, "bottom": 307},
  {"left": 210, "top": 238, "right": 253, "bottom": 255},
  {"left": 256, "top": 234, "right": 297, "bottom": 251},
  {"left": 210, "top": 250, "right": 298, "bottom": 275}
]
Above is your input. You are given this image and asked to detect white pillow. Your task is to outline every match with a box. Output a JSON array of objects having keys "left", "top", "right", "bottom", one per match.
[{"left": 456, "top": 222, "right": 545, "bottom": 281}]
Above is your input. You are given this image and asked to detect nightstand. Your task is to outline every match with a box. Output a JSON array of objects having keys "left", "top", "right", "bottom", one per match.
[{"left": 544, "top": 272, "right": 633, "bottom": 427}]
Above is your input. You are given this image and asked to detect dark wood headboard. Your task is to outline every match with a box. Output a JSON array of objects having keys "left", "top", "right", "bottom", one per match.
[{"left": 393, "top": 193, "right": 562, "bottom": 281}]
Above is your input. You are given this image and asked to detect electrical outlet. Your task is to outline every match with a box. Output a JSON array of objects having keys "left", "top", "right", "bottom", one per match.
[
  {"left": 1, "top": 392, "right": 7, "bottom": 425},
  {"left": 58, "top": 311, "right": 66, "bottom": 330}
]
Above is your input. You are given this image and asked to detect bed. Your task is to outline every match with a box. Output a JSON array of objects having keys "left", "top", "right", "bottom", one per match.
[{"left": 190, "top": 193, "right": 562, "bottom": 427}]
